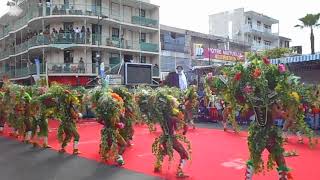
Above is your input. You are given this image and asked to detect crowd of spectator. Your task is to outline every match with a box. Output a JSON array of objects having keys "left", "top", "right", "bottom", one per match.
[
  {"left": 197, "top": 89, "right": 320, "bottom": 132},
  {"left": 11, "top": 26, "right": 92, "bottom": 51}
]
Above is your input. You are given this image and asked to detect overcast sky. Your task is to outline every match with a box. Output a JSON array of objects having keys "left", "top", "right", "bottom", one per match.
[
  {"left": 152, "top": 0, "right": 320, "bottom": 54},
  {"left": 0, "top": 0, "right": 320, "bottom": 54}
]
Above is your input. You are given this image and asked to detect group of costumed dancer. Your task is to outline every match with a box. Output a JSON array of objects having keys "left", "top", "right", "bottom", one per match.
[
  {"left": 0, "top": 54, "right": 319, "bottom": 179},
  {"left": 0, "top": 75, "right": 196, "bottom": 177},
  {"left": 205, "top": 53, "right": 318, "bottom": 180}
]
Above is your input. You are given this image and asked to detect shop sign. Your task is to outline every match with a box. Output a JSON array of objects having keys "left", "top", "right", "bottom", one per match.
[{"left": 194, "top": 44, "right": 244, "bottom": 62}]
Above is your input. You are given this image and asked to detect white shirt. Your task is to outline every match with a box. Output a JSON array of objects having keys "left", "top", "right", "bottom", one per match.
[
  {"left": 75, "top": 28, "right": 81, "bottom": 34},
  {"left": 177, "top": 70, "right": 187, "bottom": 90}
]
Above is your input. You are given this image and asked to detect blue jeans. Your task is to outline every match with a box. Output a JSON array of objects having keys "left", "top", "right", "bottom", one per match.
[{"left": 311, "top": 113, "right": 319, "bottom": 129}]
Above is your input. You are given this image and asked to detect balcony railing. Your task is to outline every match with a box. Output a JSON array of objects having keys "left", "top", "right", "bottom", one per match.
[
  {"left": 0, "top": 3, "right": 158, "bottom": 40},
  {"left": 0, "top": 63, "right": 46, "bottom": 79},
  {"left": 132, "top": 16, "right": 158, "bottom": 28},
  {"left": 0, "top": 62, "right": 160, "bottom": 79},
  {"left": 0, "top": 34, "right": 159, "bottom": 60},
  {"left": 245, "top": 25, "right": 275, "bottom": 35},
  {"left": 140, "top": 42, "right": 159, "bottom": 52},
  {"left": 0, "top": 51, "right": 10, "bottom": 59},
  {"left": 47, "top": 63, "right": 97, "bottom": 75},
  {"left": 251, "top": 43, "right": 275, "bottom": 51}
]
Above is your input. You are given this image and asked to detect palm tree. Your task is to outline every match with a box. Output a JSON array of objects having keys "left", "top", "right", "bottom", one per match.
[{"left": 295, "top": 13, "right": 320, "bottom": 54}]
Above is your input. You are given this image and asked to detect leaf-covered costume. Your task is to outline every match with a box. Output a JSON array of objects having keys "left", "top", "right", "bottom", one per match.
[
  {"left": 205, "top": 72, "right": 241, "bottom": 132},
  {"left": 31, "top": 86, "right": 54, "bottom": 148},
  {"left": 112, "top": 87, "right": 136, "bottom": 144},
  {"left": 152, "top": 91, "right": 191, "bottom": 177},
  {"left": 0, "top": 91, "right": 6, "bottom": 133},
  {"left": 2, "top": 81, "right": 23, "bottom": 136},
  {"left": 135, "top": 87, "right": 157, "bottom": 132},
  {"left": 205, "top": 54, "right": 316, "bottom": 179},
  {"left": 282, "top": 84, "right": 318, "bottom": 145},
  {"left": 89, "top": 87, "right": 126, "bottom": 165},
  {"left": 183, "top": 85, "right": 198, "bottom": 130},
  {"left": 49, "top": 84, "right": 81, "bottom": 154}
]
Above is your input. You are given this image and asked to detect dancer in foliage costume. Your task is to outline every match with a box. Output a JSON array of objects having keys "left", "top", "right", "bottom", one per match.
[
  {"left": 90, "top": 86, "right": 127, "bottom": 165},
  {"left": 183, "top": 85, "right": 198, "bottom": 130},
  {"left": 54, "top": 86, "right": 81, "bottom": 154},
  {"left": 0, "top": 90, "right": 6, "bottom": 134},
  {"left": 31, "top": 86, "right": 53, "bottom": 148},
  {"left": 113, "top": 87, "right": 136, "bottom": 146},
  {"left": 21, "top": 88, "right": 34, "bottom": 143},
  {"left": 135, "top": 88, "right": 157, "bottom": 132},
  {"left": 206, "top": 55, "right": 316, "bottom": 179},
  {"left": 152, "top": 92, "right": 191, "bottom": 178},
  {"left": 205, "top": 73, "right": 240, "bottom": 132},
  {"left": 2, "top": 80, "right": 22, "bottom": 137},
  {"left": 281, "top": 83, "right": 317, "bottom": 145}
]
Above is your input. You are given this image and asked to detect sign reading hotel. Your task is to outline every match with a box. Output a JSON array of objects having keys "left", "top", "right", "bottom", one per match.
[{"left": 194, "top": 44, "right": 245, "bottom": 62}]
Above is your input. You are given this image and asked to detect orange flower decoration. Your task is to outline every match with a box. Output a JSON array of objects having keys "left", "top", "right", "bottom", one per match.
[
  {"left": 252, "top": 68, "right": 261, "bottom": 78},
  {"left": 111, "top": 93, "right": 124, "bottom": 103},
  {"left": 177, "top": 112, "right": 184, "bottom": 121}
]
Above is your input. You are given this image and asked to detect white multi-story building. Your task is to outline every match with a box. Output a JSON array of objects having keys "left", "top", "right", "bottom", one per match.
[
  {"left": 0, "top": 0, "right": 160, "bottom": 85},
  {"left": 209, "top": 8, "right": 290, "bottom": 52}
]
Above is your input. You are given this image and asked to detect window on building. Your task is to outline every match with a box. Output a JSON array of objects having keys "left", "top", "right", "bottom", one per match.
[
  {"left": 257, "top": 21, "right": 261, "bottom": 27},
  {"left": 264, "top": 24, "right": 270, "bottom": 29},
  {"left": 257, "top": 37, "right": 261, "bottom": 43},
  {"left": 95, "top": 0, "right": 102, "bottom": 6},
  {"left": 64, "top": 50, "right": 73, "bottom": 64},
  {"left": 139, "top": 9, "right": 146, "bottom": 17},
  {"left": 140, "top": 56, "right": 146, "bottom": 63},
  {"left": 124, "top": 54, "right": 133, "bottom": 63},
  {"left": 160, "top": 34, "right": 164, "bottom": 50},
  {"left": 112, "top": 28, "right": 120, "bottom": 38},
  {"left": 285, "top": 41, "right": 289, "bottom": 48},
  {"left": 111, "top": 2, "right": 120, "bottom": 16},
  {"left": 264, "top": 41, "right": 271, "bottom": 46},
  {"left": 170, "top": 32, "right": 176, "bottom": 39},
  {"left": 247, "top": 18, "right": 252, "bottom": 27},
  {"left": 140, "top": 33, "right": 146, "bottom": 42}
]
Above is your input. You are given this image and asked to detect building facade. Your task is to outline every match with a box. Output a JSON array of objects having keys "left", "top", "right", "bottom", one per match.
[
  {"left": 209, "top": 8, "right": 290, "bottom": 52},
  {"left": 0, "top": 0, "right": 160, "bottom": 85},
  {"left": 160, "top": 24, "right": 251, "bottom": 80},
  {"left": 160, "top": 25, "right": 191, "bottom": 79}
]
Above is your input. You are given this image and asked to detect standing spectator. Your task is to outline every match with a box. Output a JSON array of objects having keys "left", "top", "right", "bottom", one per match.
[
  {"left": 80, "top": 26, "right": 85, "bottom": 43},
  {"left": 164, "top": 66, "right": 188, "bottom": 90},
  {"left": 69, "top": 26, "right": 74, "bottom": 42},
  {"left": 213, "top": 95, "right": 223, "bottom": 121},
  {"left": 75, "top": 27, "right": 80, "bottom": 43},
  {"left": 58, "top": 27, "right": 64, "bottom": 41},
  {"left": 51, "top": 28, "right": 58, "bottom": 43},
  {"left": 46, "top": 0, "right": 51, "bottom": 16},
  {"left": 86, "top": 27, "right": 91, "bottom": 44},
  {"left": 78, "top": 57, "right": 85, "bottom": 73}
]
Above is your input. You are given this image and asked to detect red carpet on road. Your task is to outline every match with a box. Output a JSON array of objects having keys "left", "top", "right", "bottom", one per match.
[{"left": 2, "top": 120, "right": 320, "bottom": 180}]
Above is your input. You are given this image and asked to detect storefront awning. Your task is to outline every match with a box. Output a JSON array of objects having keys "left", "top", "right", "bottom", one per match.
[{"left": 271, "top": 53, "right": 320, "bottom": 64}]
